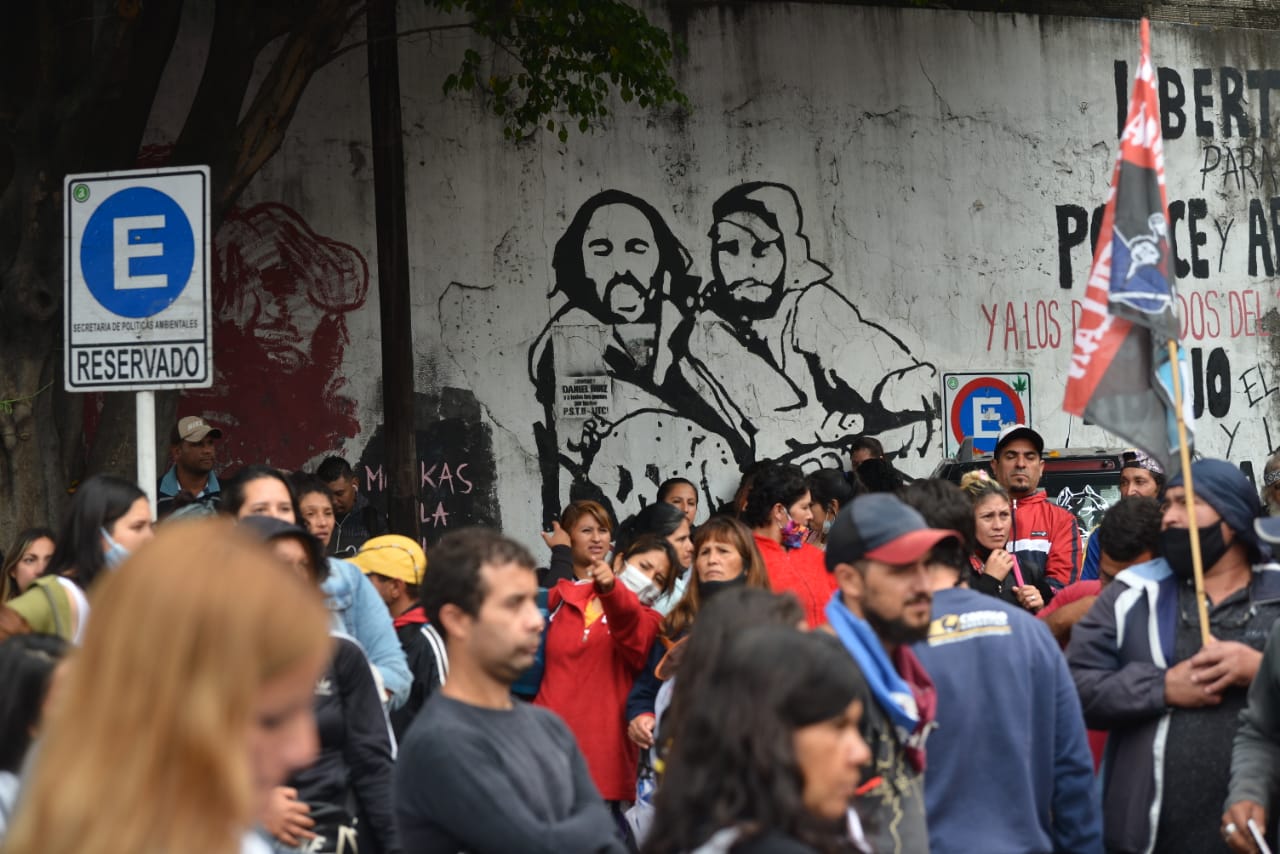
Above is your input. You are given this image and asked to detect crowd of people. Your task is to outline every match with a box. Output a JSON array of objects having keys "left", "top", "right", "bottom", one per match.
[{"left": 3, "top": 415, "right": 1280, "bottom": 853}]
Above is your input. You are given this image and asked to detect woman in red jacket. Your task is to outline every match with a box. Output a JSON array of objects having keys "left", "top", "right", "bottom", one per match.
[
  {"left": 742, "top": 462, "right": 837, "bottom": 629},
  {"left": 534, "top": 500, "right": 662, "bottom": 820}
]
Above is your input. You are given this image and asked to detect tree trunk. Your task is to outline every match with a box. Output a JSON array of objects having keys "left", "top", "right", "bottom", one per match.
[{"left": 367, "top": 0, "right": 420, "bottom": 538}]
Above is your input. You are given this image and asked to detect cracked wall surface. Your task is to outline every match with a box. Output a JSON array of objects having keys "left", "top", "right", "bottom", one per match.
[{"left": 155, "top": 3, "right": 1280, "bottom": 544}]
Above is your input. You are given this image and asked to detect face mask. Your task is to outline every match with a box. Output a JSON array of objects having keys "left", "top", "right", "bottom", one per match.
[
  {"left": 618, "top": 563, "right": 661, "bottom": 606},
  {"left": 822, "top": 518, "right": 834, "bottom": 536},
  {"left": 101, "top": 527, "right": 130, "bottom": 570},
  {"left": 1160, "top": 522, "right": 1231, "bottom": 581},
  {"left": 697, "top": 573, "right": 748, "bottom": 602},
  {"left": 781, "top": 517, "right": 806, "bottom": 550}
]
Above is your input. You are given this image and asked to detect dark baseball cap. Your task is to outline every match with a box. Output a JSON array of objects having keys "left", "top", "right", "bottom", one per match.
[
  {"left": 825, "top": 493, "right": 961, "bottom": 570},
  {"left": 993, "top": 423, "right": 1044, "bottom": 456}
]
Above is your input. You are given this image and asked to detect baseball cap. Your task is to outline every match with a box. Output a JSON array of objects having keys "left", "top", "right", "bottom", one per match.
[
  {"left": 350, "top": 535, "right": 427, "bottom": 585},
  {"left": 825, "top": 493, "right": 960, "bottom": 570},
  {"left": 176, "top": 415, "right": 222, "bottom": 443},
  {"left": 993, "top": 423, "right": 1043, "bottom": 456}
]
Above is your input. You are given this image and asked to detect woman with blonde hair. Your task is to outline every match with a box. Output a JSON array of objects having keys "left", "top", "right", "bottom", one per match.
[
  {"left": 960, "top": 469, "right": 1049, "bottom": 613},
  {"left": 3, "top": 517, "right": 333, "bottom": 854}
]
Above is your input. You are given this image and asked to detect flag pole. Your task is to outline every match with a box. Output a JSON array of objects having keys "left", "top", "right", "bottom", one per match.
[{"left": 1166, "top": 338, "right": 1210, "bottom": 647}]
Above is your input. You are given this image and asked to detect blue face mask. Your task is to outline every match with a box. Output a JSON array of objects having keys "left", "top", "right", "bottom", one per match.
[{"left": 101, "top": 528, "right": 130, "bottom": 570}]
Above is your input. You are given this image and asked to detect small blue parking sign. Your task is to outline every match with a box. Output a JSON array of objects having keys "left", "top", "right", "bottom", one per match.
[
  {"left": 65, "top": 166, "right": 211, "bottom": 392},
  {"left": 80, "top": 187, "right": 195, "bottom": 319}
]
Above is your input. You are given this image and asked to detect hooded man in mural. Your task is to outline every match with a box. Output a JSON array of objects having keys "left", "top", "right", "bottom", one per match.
[
  {"left": 183, "top": 203, "right": 367, "bottom": 469},
  {"left": 528, "top": 190, "right": 743, "bottom": 522},
  {"left": 681, "top": 182, "right": 938, "bottom": 466}
]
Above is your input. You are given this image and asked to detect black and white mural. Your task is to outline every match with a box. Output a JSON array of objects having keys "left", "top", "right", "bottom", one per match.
[{"left": 524, "top": 183, "right": 939, "bottom": 522}]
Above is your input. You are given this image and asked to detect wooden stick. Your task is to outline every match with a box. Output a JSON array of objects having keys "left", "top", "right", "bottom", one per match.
[{"left": 1166, "top": 339, "right": 1210, "bottom": 647}]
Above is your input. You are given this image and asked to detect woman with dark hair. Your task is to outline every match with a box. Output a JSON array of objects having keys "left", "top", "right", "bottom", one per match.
[
  {"left": 290, "top": 472, "right": 338, "bottom": 554},
  {"left": 806, "top": 470, "right": 858, "bottom": 551},
  {"left": 240, "top": 517, "right": 400, "bottom": 854},
  {"left": 222, "top": 465, "right": 301, "bottom": 522},
  {"left": 742, "top": 462, "right": 836, "bottom": 628},
  {"left": 0, "top": 475, "right": 152, "bottom": 644},
  {"left": 657, "top": 477, "right": 699, "bottom": 525},
  {"left": 645, "top": 626, "right": 872, "bottom": 854},
  {"left": 625, "top": 587, "right": 803, "bottom": 847},
  {"left": 0, "top": 528, "right": 56, "bottom": 602},
  {"left": 0, "top": 634, "right": 68, "bottom": 839},
  {"left": 224, "top": 465, "right": 410, "bottom": 711},
  {"left": 848, "top": 436, "right": 884, "bottom": 470},
  {"left": 534, "top": 499, "right": 663, "bottom": 827},
  {"left": 538, "top": 499, "right": 615, "bottom": 587},
  {"left": 612, "top": 534, "right": 679, "bottom": 609},
  {"left": 615, "top": 501, "right": 694, "bottom": 616}
]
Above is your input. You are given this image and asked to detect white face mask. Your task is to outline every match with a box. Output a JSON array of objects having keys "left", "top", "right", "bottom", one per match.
[{"left": 618, "top": 562, "right": 661, "bottom": 605}]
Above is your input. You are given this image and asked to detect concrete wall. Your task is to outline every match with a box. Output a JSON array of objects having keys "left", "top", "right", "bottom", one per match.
[{"left": 165, "top": 3, "right": 1280, "bottom": 538}]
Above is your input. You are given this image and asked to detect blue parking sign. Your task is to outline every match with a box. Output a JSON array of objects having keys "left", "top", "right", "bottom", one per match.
[
  {"left": 65, "top": 166, "right": 211, "bottom": 392},
  {"left": 80, "top": 187, "right": 195, "bottom": 319}
]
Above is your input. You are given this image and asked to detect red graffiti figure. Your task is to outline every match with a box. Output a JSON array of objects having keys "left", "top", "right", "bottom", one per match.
[{"left": 182, "top": 203, "right": 368, "bottom": 469}]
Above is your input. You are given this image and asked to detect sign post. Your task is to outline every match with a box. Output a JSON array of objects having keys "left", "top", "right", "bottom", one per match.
[{"left": 64, "top": 166, "right": 212, "bottom": 511}]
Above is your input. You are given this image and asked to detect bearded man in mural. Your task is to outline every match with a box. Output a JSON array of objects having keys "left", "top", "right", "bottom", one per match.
[
  {"left": 528, "top": 190, "right": 746, "bottom": 522},
  {"left": 182, "top": 203, "right": 368, "bottom": 469},
  {"left": 679, "top": 181, "right": 938, "bottom": 466}
]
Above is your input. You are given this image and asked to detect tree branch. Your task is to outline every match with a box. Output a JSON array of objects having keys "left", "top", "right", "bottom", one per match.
[
  {"left": 320, "top": 22, "right": 476, "bottom": 69},
  {"left": 217, "top": 0, "right": 356, "bottom": 217}
]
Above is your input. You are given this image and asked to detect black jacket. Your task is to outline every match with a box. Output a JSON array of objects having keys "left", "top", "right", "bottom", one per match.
[{"left": 287, "top": 635, "right": 401, "bottom": 854}]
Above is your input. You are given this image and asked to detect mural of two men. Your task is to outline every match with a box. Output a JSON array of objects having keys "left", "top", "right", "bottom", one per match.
[{"left": 530, "top": 181, "right": 939, "bottom": 522}]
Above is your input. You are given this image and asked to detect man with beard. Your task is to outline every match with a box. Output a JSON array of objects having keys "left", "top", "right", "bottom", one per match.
[
  {"left": 824, "top": 493, "right": 959, "bottom": 854},
  {"left": 156, "top": 415, "right": 222, "bottom": 519},
  {"left": 680, "top": 182, "right": 936, "bottom": 465},
  {"left": 1069, "top": 459, "right": 1280, "bottom": 854},
  {"left": 1262, "top": 450, "right": 1280, "bottom": 516},
  {"left": 528, "top": 190, "right": 738, "bottom": 521}
]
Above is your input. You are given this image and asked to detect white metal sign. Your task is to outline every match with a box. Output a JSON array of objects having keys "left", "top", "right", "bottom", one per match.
[{"left": 64, "top": 166, "right": 212, "bottom": 391}]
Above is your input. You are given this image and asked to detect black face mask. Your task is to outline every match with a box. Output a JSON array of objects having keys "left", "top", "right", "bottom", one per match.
[
  {"left": 696, "top": 573, "right": 748, "bottom": 602},
  {"left": 1160, "top": 522, "right": 1231, "bottom": 581}
]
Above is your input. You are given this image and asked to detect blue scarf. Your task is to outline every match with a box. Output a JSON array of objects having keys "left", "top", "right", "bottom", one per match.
[{"left": 825, "top": 591, "right": 920, "bottom": 735}]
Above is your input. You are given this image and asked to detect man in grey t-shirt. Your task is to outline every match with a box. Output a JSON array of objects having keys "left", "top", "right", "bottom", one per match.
[{"left": 395, "top": 529, "right": 624, "bottom": 853}]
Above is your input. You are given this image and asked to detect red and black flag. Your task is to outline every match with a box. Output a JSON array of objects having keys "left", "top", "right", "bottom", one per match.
[{"left": 1063, "top": 18, "right": 1193, "bottom": 477}]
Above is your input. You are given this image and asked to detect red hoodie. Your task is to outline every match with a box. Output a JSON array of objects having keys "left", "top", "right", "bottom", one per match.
[
  {"left": 534, "top": 578, "right": 661, "bottom": 801},
  {"left": 1009, "top": 489, "right": 1081, "bottom": 590},
  {"left": 753, "top": 535, "right": 838, "bottom": 628}
]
